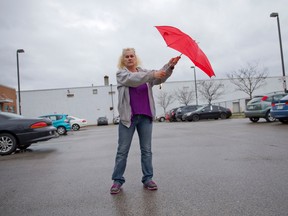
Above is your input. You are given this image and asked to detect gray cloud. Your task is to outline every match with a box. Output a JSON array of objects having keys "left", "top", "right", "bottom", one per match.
[{"left": 0, "top": 0, "right": 287, "bottom": 90}]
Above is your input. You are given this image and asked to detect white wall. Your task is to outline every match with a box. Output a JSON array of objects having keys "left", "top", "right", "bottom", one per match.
[
  {"left": 21, "top": 85, "right": 117, "bottom": 125},
  {"left": 21, "top": 76, "right": 285, "bottom": 125}
]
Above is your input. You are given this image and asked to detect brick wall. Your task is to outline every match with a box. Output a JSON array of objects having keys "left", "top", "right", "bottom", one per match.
[{"left": 0, "top": 85, "right": 17, "bottom": 113}]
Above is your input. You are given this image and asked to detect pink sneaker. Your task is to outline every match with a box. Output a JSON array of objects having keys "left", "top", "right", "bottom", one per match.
[
  {"left": 143, "top": 180, "right": 158, "bottom": 190},
  {"left": 110, "top": 182, "right": 122, "bottom": 194}
]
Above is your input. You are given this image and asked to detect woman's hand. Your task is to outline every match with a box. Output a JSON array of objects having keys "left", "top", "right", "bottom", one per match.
[
  {"left": 154, "top": 56, "right": 181, "bottom": 79},
  {"left": 169, "top": 56, "right": 181, "bottom": 67}
]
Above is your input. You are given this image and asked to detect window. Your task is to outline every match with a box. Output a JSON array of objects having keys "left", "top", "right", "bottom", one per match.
[
  {"left": 203, "top": 106, "right": 211, "bottom": 112},
  {"left": 56, "top": 115, "right": 63, "bottom": 120},
  {"left": 49, "top": 116, "right": 57, "bottom": 121},
  {"left": 66, "top": 89, "right": 74, "bottom": 97}
]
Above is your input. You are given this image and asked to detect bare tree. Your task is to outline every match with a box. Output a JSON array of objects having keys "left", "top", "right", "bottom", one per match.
[
  {"left": 157, "top": 91, "right": 175, "bottom": 114},
  {"left": 198, "top": 80, "right": 225, "bottom": 104},
  {"left": 226, "top": 62, "right": 268, "bottom": 99},
  {"left": 174, "top": 87, "right": 194, "bottom": 106}
]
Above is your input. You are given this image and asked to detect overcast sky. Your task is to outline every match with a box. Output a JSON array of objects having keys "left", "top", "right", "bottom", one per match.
[{"left": 0, "top": 0, "right": 287, "bottom": 91}]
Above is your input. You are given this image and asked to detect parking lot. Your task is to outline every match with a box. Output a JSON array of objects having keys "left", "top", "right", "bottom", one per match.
[{"left": 1, "top": 118, "right": 288, "bottom": 216}]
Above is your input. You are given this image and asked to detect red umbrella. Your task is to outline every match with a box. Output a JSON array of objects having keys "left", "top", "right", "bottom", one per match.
[{"left": 155, "top": 25, "right": 215, "bottom": 77}]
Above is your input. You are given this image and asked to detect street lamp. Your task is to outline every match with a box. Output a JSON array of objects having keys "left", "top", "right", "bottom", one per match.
[
  {"left": 270, "top": 12, "right": 287, "bottom": 93},
  {"left": 191, "top": 66, "right": 198, "bottom": 105},
  {"left": 16, "top": 49, "right": 25, "bottom": 115}
]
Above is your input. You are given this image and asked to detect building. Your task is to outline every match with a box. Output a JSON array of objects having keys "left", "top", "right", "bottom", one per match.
[
  {"left": 17, "top": 76, "right": 285, "bottom": 125},
  {"left": 0, "top": 85, "right": 17, "bottom": 113}
]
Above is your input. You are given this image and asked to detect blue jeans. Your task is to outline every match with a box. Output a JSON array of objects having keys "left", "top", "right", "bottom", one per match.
[{"left": 112, "top": 115, "right": 153, "bottom": 185}]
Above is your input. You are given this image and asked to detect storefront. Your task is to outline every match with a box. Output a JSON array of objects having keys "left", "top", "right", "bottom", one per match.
[{"left": 0, "top": 85, "right": 17, "bottom": 113}]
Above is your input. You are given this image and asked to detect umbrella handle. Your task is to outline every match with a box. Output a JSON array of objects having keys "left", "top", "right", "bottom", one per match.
[{"left": 167, "top": 54, "right": 182, "bottom": 70}]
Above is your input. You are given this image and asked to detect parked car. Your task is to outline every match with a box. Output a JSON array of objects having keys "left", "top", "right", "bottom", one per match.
[
  {"left": 175, "top": 105, "right": 202, "bottom": 121},
  {"left": 68, "top": 115, "right": 88, "bottom": 131},
  {"left": 113, "top": 115, "right": 120, "bottom": 124},
  {"left": 244, "top": 92, "right": 288, "bottom": 122},
  {"left": 156, "top": 115, "right": 166, "bottom": 122},
  {"left": 39, "top": 114, "right": 71, "bottom": 135},
  {"left": 0, "top": 112, "right": 57, "bottom": 155},
  {"left": 97, "top": 117, "right": 108, "bottom": 126},
  {"left": 183, "top": 105, "right": 232, "bottom": 122},
  {"left": 167, "top": 106, "right": 184, "bottom": 122},
  {"left": 165, "top": 112, "right": 170, "bottom": 121},
  {"left": 270, "top": 94, "right": 288, "bottom": 123}
]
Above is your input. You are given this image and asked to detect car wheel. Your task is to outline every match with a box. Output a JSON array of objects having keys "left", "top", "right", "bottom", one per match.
[
  {"left": 192, "top": 115, "right": 200, "bottom": 122},
  {"left": 249, "top": 117, "right": 259, "bottom": 123},
  {"left": 159, "top": 117, "right": 165, "bottom": 122},
  {"left": 72, "top": 124, "right": 80, "bottom": 131},
  {"left": 57, "top": 126, "right": 67, "bottom": 135},
  {"left": 0, "top": 133, "right": 17, "bottom": 156},
  {"left": 265, "top": 111, "right": 276, "bottom": 122},
  {"left": 220, "top": 113, "right": 227, "bottom": 119}
]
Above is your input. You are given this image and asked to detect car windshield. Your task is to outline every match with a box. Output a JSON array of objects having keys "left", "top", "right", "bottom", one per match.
[
  {"left": 272, "top": 94, "right": 288, "bottom": 102},
  {"left": 248, "top": 97, "right": 263, "bottom": 104},
  {"left": 280, "top": 95, "right": 288, "bottom": 100},
  {"left": 195, "top": 106, "right": 206, "bottom": 111}
]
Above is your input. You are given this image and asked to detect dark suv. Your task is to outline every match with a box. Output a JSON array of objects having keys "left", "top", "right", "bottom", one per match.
[
  {"left": 244, "top": 92, "right": 288, "bottom": 122},
  {"left": 175, "top": 105, "right": 202, "bottom": 121},
  {"left": 167, "top": 106, "right": 183, "bottom": 122}
]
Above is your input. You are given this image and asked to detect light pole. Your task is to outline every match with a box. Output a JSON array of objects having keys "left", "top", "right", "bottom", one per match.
[
  {"left": 16, "top": 49, "right": 25, "bottom": 115},
  {"left": 191, "top": 66, "right": 198, "bottom": 105},
  {"left": 270, "top": 12, "right": 287, "bottom": 93}
]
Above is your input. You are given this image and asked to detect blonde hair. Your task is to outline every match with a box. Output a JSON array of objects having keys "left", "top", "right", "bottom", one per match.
[{"left": 117, "top": 48, "right": 142, "bottom": 69}]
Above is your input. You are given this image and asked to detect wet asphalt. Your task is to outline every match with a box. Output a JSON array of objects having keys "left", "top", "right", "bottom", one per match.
[{"left": 1, "top": 118, "right": 288, "bottom": 216}]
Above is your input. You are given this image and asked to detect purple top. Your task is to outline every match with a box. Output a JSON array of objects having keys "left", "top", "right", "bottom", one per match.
[{"left": 129, "top": 83, "right": 152, "bottom": 117}]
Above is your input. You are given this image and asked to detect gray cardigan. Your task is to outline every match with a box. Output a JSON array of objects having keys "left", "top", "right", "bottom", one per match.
[{"left": 117, "top": 64, "right": 173, "bottom": 128}]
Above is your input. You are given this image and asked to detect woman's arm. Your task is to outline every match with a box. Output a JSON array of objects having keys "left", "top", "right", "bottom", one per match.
[{"left": 116, "top": 69, "right": 155, "bottom": 87}]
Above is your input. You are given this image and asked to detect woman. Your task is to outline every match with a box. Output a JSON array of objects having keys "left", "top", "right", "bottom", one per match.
[{"left": 110, "top": 48, "right": 180, "bottom": 194}]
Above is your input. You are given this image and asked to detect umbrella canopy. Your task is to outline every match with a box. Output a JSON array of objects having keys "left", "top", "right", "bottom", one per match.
[{"left": 155, "top": 25, "right": 215, "bottom": 77}]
